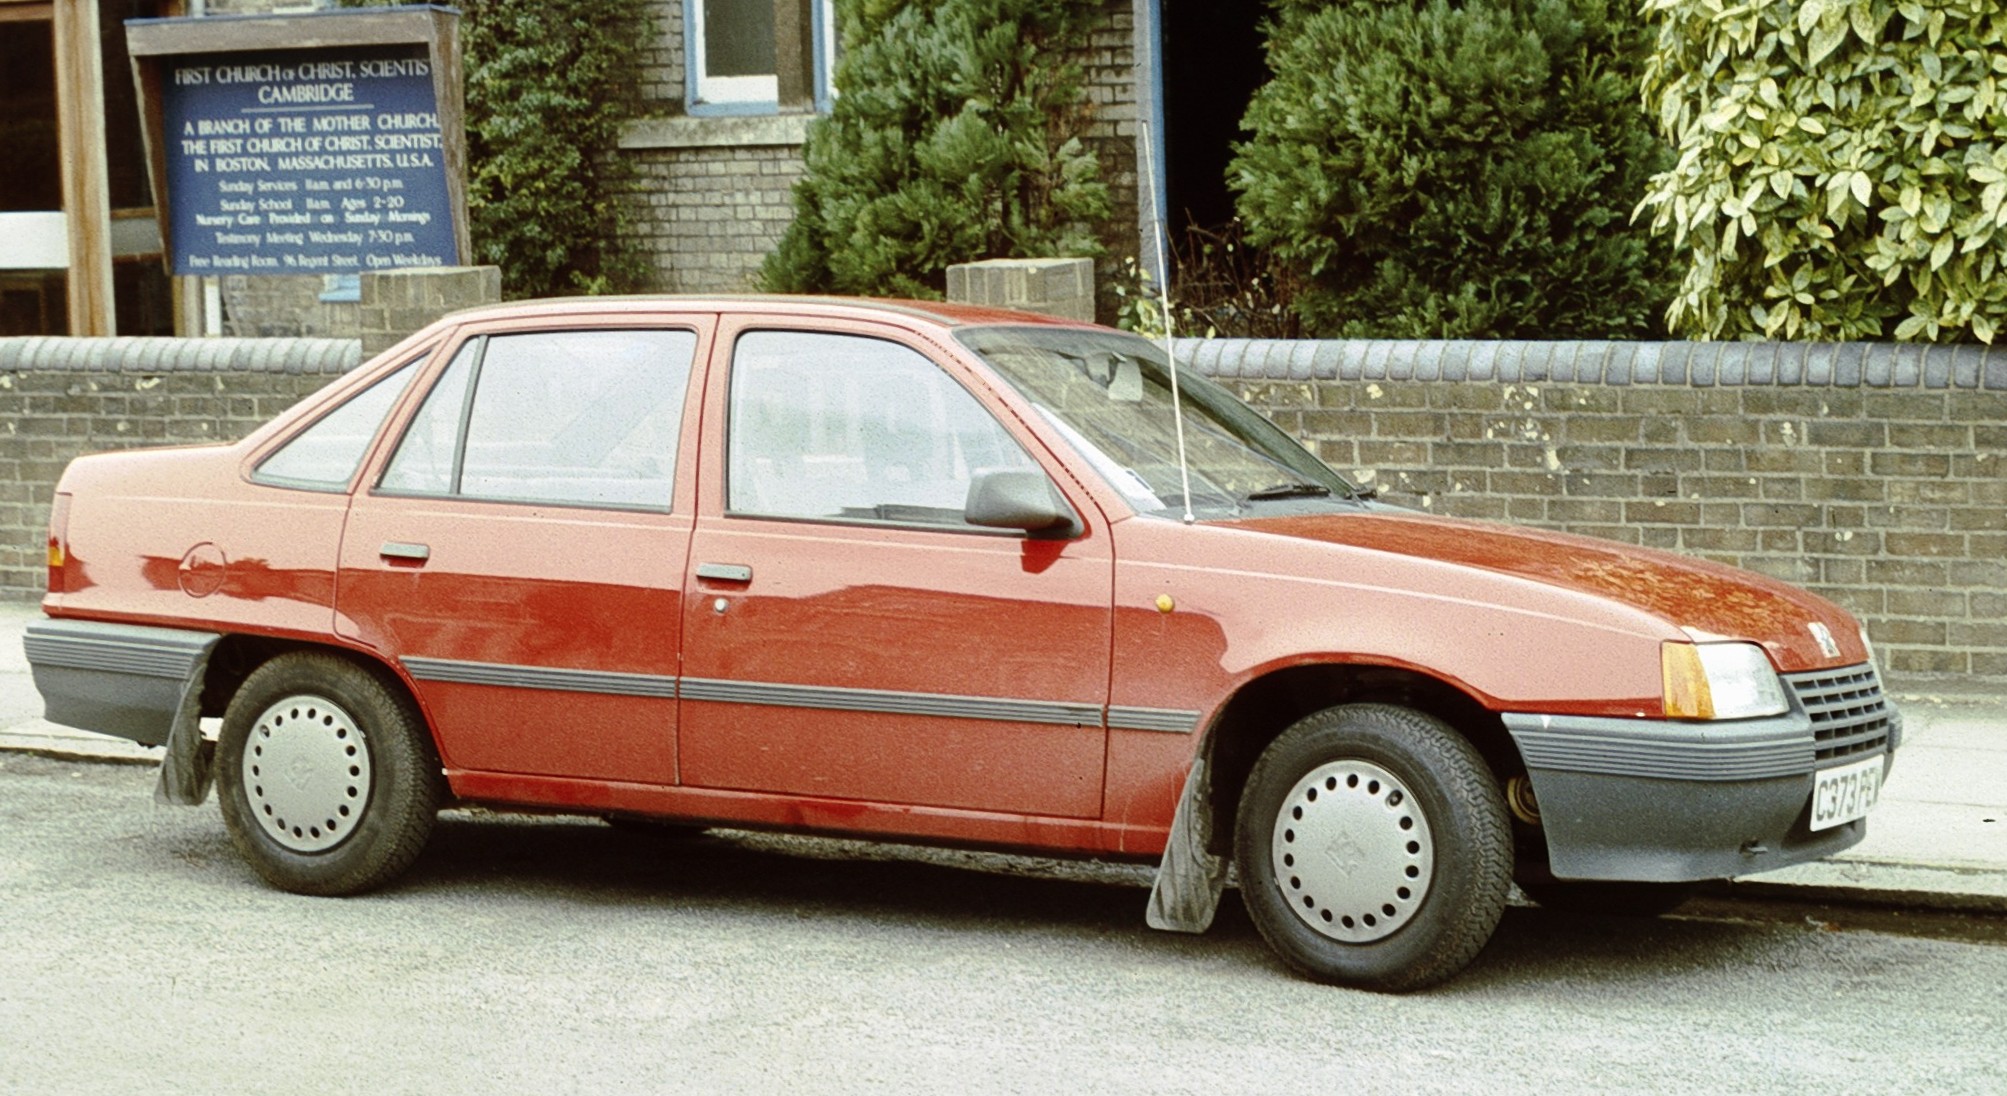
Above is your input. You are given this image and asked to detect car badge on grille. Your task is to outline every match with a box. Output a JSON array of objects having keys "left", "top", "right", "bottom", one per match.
[{"left": 1808, "top": 621, "right": 1841, "bottom": 659}]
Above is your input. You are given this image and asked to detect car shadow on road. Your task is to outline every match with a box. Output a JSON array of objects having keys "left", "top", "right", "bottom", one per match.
[{"left": 395, "top": 809, "right": 1866, "bottom": 991}]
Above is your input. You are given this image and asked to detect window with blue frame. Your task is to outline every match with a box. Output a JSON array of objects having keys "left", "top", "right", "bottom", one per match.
[{"left": 686, "top": 0, "right": 836, "bottom": 114}]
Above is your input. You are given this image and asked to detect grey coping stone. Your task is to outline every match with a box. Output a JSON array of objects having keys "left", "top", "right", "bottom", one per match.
[
  {"left": 1336, "top": 341, "right": 1366, "bottom": 381},
  {"left": 0, "top": 337, "right": 362, "bottom": 375},
  {"left": 1918, "top": 347, "right": 1950, "bottom": 389},
  {"left": 1360, "top": 340, "right": 1394, "bottom": 381},
  {"left": 1536, "top": 342, "right": 1570, "bottom": 383},
  {"left": 1249, "top": 340, "right": 1286, "bottom": 379},
  {"left": 1689, "top": 342, "right": 1719, "bottom": 386},
  {"left": 1834, "top": 343, "right": 1865, "bottom": 386},
  {"left": 1716, "top": 344, "right": 1748, "bottom": 386},
  {"left": 1464, "top": 340, "right": 1498, "bottom": 382},
  {"left": 1864, "top": 343, "right": 1894, "bottom": 387},
  {"left": 1309, "top": 341, "right": 1346, "bottom": 380},
  {"left": 1493, "top": 340, "right": 1524, "bottom": 383},
  {"left": 1774, "top": 342, "right": 1808, "bottom": 385},
  {"left": 1410, "top": 342, "right": 1441, "bottom": 382},
  {"left": 1525, "top": 341, "right": 1557, "bottom": 383},
  {"left": 1578, "top": 342, "right": 1615, "bottom": 385},
  {"left": 1744, "top": 342, "right": 1777, "bottom": 385},
  {"left": 1803, "top": 342, "right": 1838, "bottom": 385},
  {"left": 1891, "top": 345, "right": 1923, "bottom": 387},
  {"left": 1951, "top": 344, "right": 1984, "bottom": 389},
  {"left": 1987, "top": 346, "right": 2007, "bottom": 391},
  {"left": 1285, "top": 340, "right": 1318, "bottom": 381},
  {"left": 1212, "top": 340, "right": 1247, "bottom": 379},
  {"left": 1631, "top": 341, "right": 1665, "bottom": 384},
  {"left": 1385, "top": 340, "right": 1418, "bottom": 381},
  {"left": 1435, "top": 341, "right": 1469, "bottom": 382}
]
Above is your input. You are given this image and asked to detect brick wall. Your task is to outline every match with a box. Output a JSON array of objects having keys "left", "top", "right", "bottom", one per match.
[
  {"left": 620, "top": 140, "right": 810, "bottom": 294},
  {"left": 0, "top": 338, "right": 359, "bottom": 596},
  {"left": 1186, "top": 338, "right": 2007, "bottom": 680}
]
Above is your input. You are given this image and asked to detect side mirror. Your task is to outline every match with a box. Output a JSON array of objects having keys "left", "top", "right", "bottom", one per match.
[{"left": 964, "top": 470, "right": 1081, "bottom": 538}]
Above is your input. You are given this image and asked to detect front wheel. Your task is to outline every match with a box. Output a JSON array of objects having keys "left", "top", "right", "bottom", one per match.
[
  {"left": 1235, "top": 704, "right": 1511, "bottom": 992},
  {"left": 216, "top": 652, "right": 442, "bottom": 896}
]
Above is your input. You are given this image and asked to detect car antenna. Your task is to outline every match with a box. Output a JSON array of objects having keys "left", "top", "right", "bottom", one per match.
[{"left": 1138, "top": 120, "right": 1197, "bottom": 524}]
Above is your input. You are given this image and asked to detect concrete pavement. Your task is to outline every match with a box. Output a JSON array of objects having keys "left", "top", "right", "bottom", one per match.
[{"left": 4, "top": 599, "right": 2004, "bottom": 913}]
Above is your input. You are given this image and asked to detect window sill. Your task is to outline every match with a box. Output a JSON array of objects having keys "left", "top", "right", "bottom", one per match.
[{"left": 617, "top": 114, "right": 815, "bottom": 151}]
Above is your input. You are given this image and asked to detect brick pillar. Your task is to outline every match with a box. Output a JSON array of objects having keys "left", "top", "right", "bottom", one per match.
[
  {"left": 945, "top": 257, "right": 1095, "bottom": 322},
  {"left": 358, "top": 266, "right": 502, "bottom": 356}
]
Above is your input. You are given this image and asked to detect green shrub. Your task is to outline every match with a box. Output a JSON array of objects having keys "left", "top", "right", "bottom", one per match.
[
  {"left": 1231, "top": 0, "right": 1674, "bottom": 339},
  {"left": 461, "top": 0, "right": 651, "bottom": 296},
  {"left": 1640, "top": 0, "right": 2007, "bottom": 342},
  {"left": 761, "top": 0, "right": 1109, "bottom": 297}
]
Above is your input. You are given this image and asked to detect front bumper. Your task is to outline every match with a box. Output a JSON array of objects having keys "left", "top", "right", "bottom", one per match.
[{"left": 1503, "top": 663, "right": 1901, "bottom": 882}]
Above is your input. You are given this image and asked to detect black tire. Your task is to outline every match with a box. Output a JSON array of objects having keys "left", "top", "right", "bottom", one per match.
[
  {"left": 1520, "top": 879, "right": 1697, "bottom": 918},
  {"left": 1235, "top": 704, "right": 1512, "bottom": 992},
  {"left": 216, "top": 652, "right": 442, "bottom": 896}
]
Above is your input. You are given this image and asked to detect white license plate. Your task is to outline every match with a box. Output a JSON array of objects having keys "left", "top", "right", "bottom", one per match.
[{"left": 1809, "top": 753, "right": 1883, "bottom": 831}]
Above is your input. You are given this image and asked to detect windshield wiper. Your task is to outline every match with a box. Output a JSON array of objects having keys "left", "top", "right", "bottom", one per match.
[{"left": 1244, "top": 481, "right": 1333, "bottom": 501}]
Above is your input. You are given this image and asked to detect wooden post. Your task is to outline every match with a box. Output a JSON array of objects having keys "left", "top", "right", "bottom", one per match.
[
  {"left": 53, "top": 0, "right": 115, "bottom": 335},
  {"left": 772, "top": 0, "right": 816, "bottom": 114}
]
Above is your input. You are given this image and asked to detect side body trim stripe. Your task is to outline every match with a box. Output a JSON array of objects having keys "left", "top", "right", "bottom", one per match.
[
  {"left": 397, "top": 656, "right": 1200, "bottom": 733},
  {"left": 402, "top": 657, "right": 680, "bottom": 699}
]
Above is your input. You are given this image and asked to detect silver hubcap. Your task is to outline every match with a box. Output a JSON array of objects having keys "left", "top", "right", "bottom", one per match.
[
  {"left": 1271, "top": 759, "right": 1434, "bottom": 943},
  {"left": 242, "top": 693, "right": 371, "bottom": 854}
]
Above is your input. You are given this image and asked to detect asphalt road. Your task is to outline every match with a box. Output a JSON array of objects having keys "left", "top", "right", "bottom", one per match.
[{"left": 4, "top": 754, "right": 2003, "bottom": 1095}]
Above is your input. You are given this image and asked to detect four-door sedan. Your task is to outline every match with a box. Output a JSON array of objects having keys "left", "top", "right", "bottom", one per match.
[{"left": 25, "top": 297, "right": 1896, "bottom": 990}]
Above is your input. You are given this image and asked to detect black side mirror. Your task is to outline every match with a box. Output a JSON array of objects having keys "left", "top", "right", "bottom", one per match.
[{"left": 964, "top": 470, "right": 1081, "bottom": 538}]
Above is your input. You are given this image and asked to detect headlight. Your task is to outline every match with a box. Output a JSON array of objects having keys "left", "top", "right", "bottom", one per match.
[{"left": 1661, "top": 641, "right": 1789, "bottom": 720}]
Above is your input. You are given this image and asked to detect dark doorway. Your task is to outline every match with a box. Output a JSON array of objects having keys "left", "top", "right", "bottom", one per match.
[{"left": 1158, "top": 0, "right": 1267, "bottom": 234}]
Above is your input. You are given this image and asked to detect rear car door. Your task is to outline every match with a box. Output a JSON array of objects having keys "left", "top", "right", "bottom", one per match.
[
  {"left": 677, "top": 317, "right": 1114, "bottom": 818},
  {"left": 335, "top": 316, "right": 710, "bottom": 783}
]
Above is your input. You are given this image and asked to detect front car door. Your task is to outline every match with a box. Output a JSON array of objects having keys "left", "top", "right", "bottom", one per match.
[
  {"left": 677, "top": 317, "right": 1113, "bottom": 819},
  {"left": 336, "top": 315, "right": 711, "bottom": 785}
]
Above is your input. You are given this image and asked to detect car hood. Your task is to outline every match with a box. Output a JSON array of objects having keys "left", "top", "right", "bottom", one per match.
[{"left": 1223, "top": 509, "right": 1865, "bottom": 673}]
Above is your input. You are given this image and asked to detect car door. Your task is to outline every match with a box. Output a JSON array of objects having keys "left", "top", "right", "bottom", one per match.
[
  {"left": 335, "top": 316, "right": 711, "bottom": 784},
  {"left": 678, "top": 318, "right": 1114, "bottom": 818}
]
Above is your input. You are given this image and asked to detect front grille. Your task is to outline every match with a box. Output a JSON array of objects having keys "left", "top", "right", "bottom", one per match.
[{"left": 1784, "top": 664, "right": 1892, "bottom": 762}]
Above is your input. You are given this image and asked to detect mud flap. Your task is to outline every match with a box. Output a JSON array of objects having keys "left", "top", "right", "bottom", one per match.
[
  {"left": 153, "top": 644, "right": 218, "bottom": 807},
  {"left": 1145, "top": 757, "right": 1229, "bottom": 933}
]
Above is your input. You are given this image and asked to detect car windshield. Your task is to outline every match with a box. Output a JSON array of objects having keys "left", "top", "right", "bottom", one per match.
[{"left": 956, "top": 325, "right": 1365, "bottom": 519}]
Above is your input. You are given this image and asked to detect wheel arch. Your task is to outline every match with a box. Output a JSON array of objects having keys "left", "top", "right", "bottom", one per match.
[
  {"left": 197, "top": 634, "right": 438, "bottom": 762},
  {"left": 1197, "top": 661, "right": 1524, "bottom": 857}
]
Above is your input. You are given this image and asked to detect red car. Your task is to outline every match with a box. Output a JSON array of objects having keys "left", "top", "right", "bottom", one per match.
[{"left": 25, "top": 297, "right": 1897, "bottom": 990}]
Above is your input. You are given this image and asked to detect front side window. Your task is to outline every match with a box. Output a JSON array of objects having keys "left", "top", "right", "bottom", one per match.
[
  {"left": 687, "top": 0, "right": 836, "bottom": 112},
  {"left": 727, "top": 330, "right": 1040, "bottom": 528},
  {"left": 253, "top": 358, "right": 421, "bottom": 491},
  {"left": 378, "top": 329, "right": 697, "bottom": 510},
  {"left": 956, "top": 326, "right": 1367, "bottom": 520}
]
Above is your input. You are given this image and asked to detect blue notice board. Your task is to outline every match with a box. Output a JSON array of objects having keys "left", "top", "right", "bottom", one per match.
[{"left": 162, "top": 45, "right": 459, "bottom": 276}]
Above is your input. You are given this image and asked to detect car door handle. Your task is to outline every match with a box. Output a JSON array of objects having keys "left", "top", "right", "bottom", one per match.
[
  {"left": 695, "top": 562, "right": 752, "bottom": 583},
  {"left": 379, "top": 541, "right": 431, "bottom": 563}
]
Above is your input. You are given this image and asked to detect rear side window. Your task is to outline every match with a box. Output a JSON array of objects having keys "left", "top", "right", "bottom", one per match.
[
  {"left": 378, "top": 328, "right": 697, "bottom": 510},
  {"left": 253, "top": 359, "right": 421, "bottom": 491}
]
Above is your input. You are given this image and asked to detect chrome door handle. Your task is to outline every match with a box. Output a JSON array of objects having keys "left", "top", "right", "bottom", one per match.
[
  {"left": 380, "top": 541, "right": 431, "bottom": 563},
  {"left": 695, "top": 562, "right": 752, "bottom": 583}
]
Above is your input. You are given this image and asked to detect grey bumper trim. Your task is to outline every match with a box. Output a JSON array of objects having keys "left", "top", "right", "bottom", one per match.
[
  {"left": 24, "top": 619, "right": 221, "bottom": 749},
  {"left": 1501, "top": 711, "right": 1816, "bottom": 782}
]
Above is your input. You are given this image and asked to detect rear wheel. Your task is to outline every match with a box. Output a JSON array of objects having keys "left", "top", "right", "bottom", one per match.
[
  {"left": 216, "top": 652, "right": 441, "bottom": 896},
  {"left": 1235, "top": 703, "right": 1511, "bottom": 992}
]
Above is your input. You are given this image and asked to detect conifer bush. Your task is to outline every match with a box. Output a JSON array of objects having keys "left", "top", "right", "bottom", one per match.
[
  {"left": 762, "top": 0, "right": 1109, "bottom": 297},
  {"left": 1231, "top": 0, "right": 1673, "bottom": 339},
  {"left": 1639, "top": 0, "right": 2007, "bottom": 342}
]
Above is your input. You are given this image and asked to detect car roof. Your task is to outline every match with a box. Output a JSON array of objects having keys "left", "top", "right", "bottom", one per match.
[{"left": 435, "top": 294, "right": 1099, "bottom": 331}]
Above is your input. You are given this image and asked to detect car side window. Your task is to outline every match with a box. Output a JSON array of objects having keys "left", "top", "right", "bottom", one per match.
[
  {"left": 252, "top": 357, "right": 421, "bottom": 491},
  {"left": 378, "top": 328, "right": 697, "bottom": 510},
  {"left": 726, "top": 330, "right": 1041, "bottom": 528}
]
